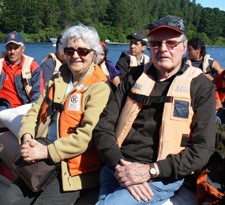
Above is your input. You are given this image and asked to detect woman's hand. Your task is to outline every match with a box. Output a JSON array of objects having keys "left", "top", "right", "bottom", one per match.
[
  {"left": 20, "top": 139, "right": 49, "bottom": 163},
  {"left": 22, "top": 133, "right": 32, "bottom": 144}
]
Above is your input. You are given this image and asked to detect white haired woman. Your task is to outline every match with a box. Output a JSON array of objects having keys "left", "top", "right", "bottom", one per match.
[{"left": 0, "top": 24, "right": 110, "bottom": 205}]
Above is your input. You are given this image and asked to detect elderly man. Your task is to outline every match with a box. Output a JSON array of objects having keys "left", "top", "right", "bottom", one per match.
[
  {"left": 116, "top": 32, "right": 150, "bottom": 80},
  {"left": 93, "top": 15, "right": 216, "bottom": 204},
  {"left": 0, "top": 31, "right": 44, "bottom": 110}
]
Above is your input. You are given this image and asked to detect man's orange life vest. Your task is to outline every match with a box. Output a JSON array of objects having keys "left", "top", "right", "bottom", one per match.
[
  {"left": 0, "top": 55, "right": 34, "bottom": 99},
  {"left": 116, "top": 64, "right": 202, "bottom": 160},
  {"left": 38, "top": 65, "right": 107, "bottom": 176}
]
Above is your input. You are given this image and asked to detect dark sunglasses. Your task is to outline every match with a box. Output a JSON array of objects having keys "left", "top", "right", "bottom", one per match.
[
  {"left": 149, "top": 40, "right": 183, "bottom": 50},
  {"left": 64, "top": 47, "right": 94, "bottom": 56}
]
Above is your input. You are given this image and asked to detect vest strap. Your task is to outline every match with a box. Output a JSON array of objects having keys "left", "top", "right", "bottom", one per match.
[
  {"left": 129, "top": 92, "right": 173, "bottom": 105},
  {"left": 53, "top": 102, "right": 64, "bottom": 112}
]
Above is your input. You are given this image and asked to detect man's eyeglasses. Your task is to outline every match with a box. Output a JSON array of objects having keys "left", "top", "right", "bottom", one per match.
[
  {"left": 64, "top": 47, "right": 94, "bottom": 56},
  {"left": 149, "top": 40, "right": 183, "bottom": 50}
]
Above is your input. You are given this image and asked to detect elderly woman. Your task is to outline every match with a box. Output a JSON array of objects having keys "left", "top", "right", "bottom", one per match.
[{"left": 0, "top": 24, "right": 110, "bottom": 205}]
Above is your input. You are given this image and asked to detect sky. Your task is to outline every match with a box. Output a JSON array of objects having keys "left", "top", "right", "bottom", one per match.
[{"left": 195, "top": 0, "right": 225, "bottom": 11}]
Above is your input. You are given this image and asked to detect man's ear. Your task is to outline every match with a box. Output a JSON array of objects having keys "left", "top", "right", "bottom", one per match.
[
  {"left": 182, "top": 41, "right": 188, "bottom": 54},
  {"left": 142, "top": 45, "right": 147, "bottom": 52}
]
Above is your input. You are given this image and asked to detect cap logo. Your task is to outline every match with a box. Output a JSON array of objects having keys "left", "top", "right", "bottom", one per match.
[{"left": 9, "top": 33, "right": 16, "bottom": 39}]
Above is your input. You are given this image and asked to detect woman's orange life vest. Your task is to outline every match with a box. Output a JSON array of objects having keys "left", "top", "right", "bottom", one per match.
[{"left": 38, "top": 65, "right": 107, "bottom": 176}]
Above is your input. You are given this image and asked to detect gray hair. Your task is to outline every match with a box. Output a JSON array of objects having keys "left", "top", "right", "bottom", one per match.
[{"left": 60, "top": 24, "right": 103, "bottom": 64}]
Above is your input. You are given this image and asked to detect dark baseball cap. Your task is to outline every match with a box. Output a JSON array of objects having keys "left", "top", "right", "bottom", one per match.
[
  {"left": 147, "top": 15, "right": 185, "bottom": 36},
  {"left": 5, "top": 31, "right": 24, "bottom": 46},
  {"left": 126, "top": 33, "right": 148, "bottom": 43}
]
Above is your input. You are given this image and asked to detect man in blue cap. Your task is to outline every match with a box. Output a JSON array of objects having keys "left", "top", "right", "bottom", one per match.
[
  {"left": 94, "top": 15, "right": 215, "bottom": 204},
  {"left": 0, "top": 31, "right": 44, "bottom": 111}
]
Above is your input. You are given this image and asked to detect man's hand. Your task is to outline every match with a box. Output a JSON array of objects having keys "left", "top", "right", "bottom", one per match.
[
  {"left": 115, "top": 159, "right": 151, "bottom": 187},
  {"left": 127, "top": 182, "right": 153, "bottom": 202}
]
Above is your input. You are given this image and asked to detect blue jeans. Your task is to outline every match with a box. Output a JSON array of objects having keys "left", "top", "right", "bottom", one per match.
[{"left": 96, "top": 165, "right": 184, "bottom": 205}]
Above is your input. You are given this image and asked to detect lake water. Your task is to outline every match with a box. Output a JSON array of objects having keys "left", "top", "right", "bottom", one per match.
[{"left": 0, "top": 42, "right": 225, "bottom": 68}]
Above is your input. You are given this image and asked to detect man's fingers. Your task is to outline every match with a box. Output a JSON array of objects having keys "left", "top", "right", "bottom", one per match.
[
  {"left": 128, "top": 186, "right": 141, "bottom": 201},
  {"left": 132, "top": 184, "right": 151, "bottom": 202}
]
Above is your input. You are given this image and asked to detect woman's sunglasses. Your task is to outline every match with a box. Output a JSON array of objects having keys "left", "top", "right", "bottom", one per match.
[{"left": 64, "top": 47, "right": 94, "bottom": 56}]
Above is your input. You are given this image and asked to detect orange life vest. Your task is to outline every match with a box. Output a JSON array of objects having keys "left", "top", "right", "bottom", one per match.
[
  {"left": 38, "top": 65, "right": 107, "bottom": 176},
  {"left": 217, "top": 70, "right": 225, "bottom": 104},
  {"left": 0, "top": 55, "right": 34, "bottom": 99},
  {"left": 116, "top": 65, "right": 202, "bottom": 160}
]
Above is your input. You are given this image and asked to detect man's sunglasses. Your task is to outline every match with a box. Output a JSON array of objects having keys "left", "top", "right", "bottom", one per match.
[
  {"left": 64, "top": 47, "right": 94, "bottom": 56},
  {"left": 149, "top": 40, "right": 183, "bottom": 50}
]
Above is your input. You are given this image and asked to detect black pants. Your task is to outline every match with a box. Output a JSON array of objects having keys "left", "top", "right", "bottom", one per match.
[{"left": 0, "top": 174, "right": 80, "bottom": 205}]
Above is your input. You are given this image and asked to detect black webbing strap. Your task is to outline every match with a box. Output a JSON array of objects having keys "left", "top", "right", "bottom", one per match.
[
  {"left": 53, "top": 102, "right": 64, "bottom": 112},
  {"left": 128, "top": 92, "right": 173, "bottom": 105},
  {"left": 45, "top": 97, "right": 64, "bottom": 117}
]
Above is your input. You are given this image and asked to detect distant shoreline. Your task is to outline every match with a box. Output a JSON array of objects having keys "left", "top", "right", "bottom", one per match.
[{"left": 107, "top": 42, "right": 129, "bottom": 45}]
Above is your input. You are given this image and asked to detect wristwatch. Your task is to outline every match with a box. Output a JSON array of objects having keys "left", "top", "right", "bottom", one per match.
[{"left": 149, "top": 163, "right": 158, "bottom": 178}]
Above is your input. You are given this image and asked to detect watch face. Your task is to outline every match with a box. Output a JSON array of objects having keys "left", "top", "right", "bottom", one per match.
[{"left": 150, "top": 168, "right": 157, "bottom": 175}]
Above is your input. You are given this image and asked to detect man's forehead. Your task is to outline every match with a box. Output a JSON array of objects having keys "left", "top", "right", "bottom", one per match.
[
  {"left": 6, "top": 42, "right": 22, "bottom": 48},
  {"left": 149, "top": 28, "right": 182, "bottom": 40},
  {"left": 130, "top": 39, "right": 142, "bottom": 44}
]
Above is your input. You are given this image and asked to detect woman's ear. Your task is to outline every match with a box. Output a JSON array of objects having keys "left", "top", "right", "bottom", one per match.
[{"left": 93, "top": 51, "right": 98, "bottom": 63}]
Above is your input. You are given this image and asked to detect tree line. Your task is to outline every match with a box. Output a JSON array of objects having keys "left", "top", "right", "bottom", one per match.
[{"left": 0, "top": 0, "right": 224, "bottom": 46}]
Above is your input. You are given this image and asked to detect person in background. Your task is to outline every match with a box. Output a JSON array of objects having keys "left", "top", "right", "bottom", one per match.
[
  {"left": 187, "top": 37, "right": 224, "bottom": 110},
  {"left": 0, "top": 31, "right": 44, "bottom": 111},
  {"left": 40, "top": 34, "right": 67, "bottom": 85},
  {"left": 98, "top": 41, "right": 120, "bottom": 87},
  {"left": 187, "top": 37, "right": 223, "bottom": 80},
  {"left": 93, "top": 15, "right": 216, "bottom": 204},
  {"left": 0, "top": 24, "right": 110, "bottom": 205},
  {"left": 116, "top": 32, "right": 150, "bottom": 80},
  {"left": 214, "top": 70, "right": 225, "bottom": 124}
]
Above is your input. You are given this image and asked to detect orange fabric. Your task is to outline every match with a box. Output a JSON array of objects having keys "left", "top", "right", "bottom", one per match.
[
  {"left": 215, "top": 91, "right": 223, "bottom": 110},
  {"left": 216, "top": 70, "right": 225, "bottom": 104},
  {"left": 39, "top": 84, "right": 55, "bottom": 123},
  {"left": 39, "top": 65, "right": 107, "bottom": 176},
  {"left": 197, "top": 168, "right": 224, "bottom": 204}
]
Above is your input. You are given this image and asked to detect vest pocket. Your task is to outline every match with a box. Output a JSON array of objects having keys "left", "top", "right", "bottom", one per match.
[{"left": 173, "top": 100, "right": 189, "bottom": 119}]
